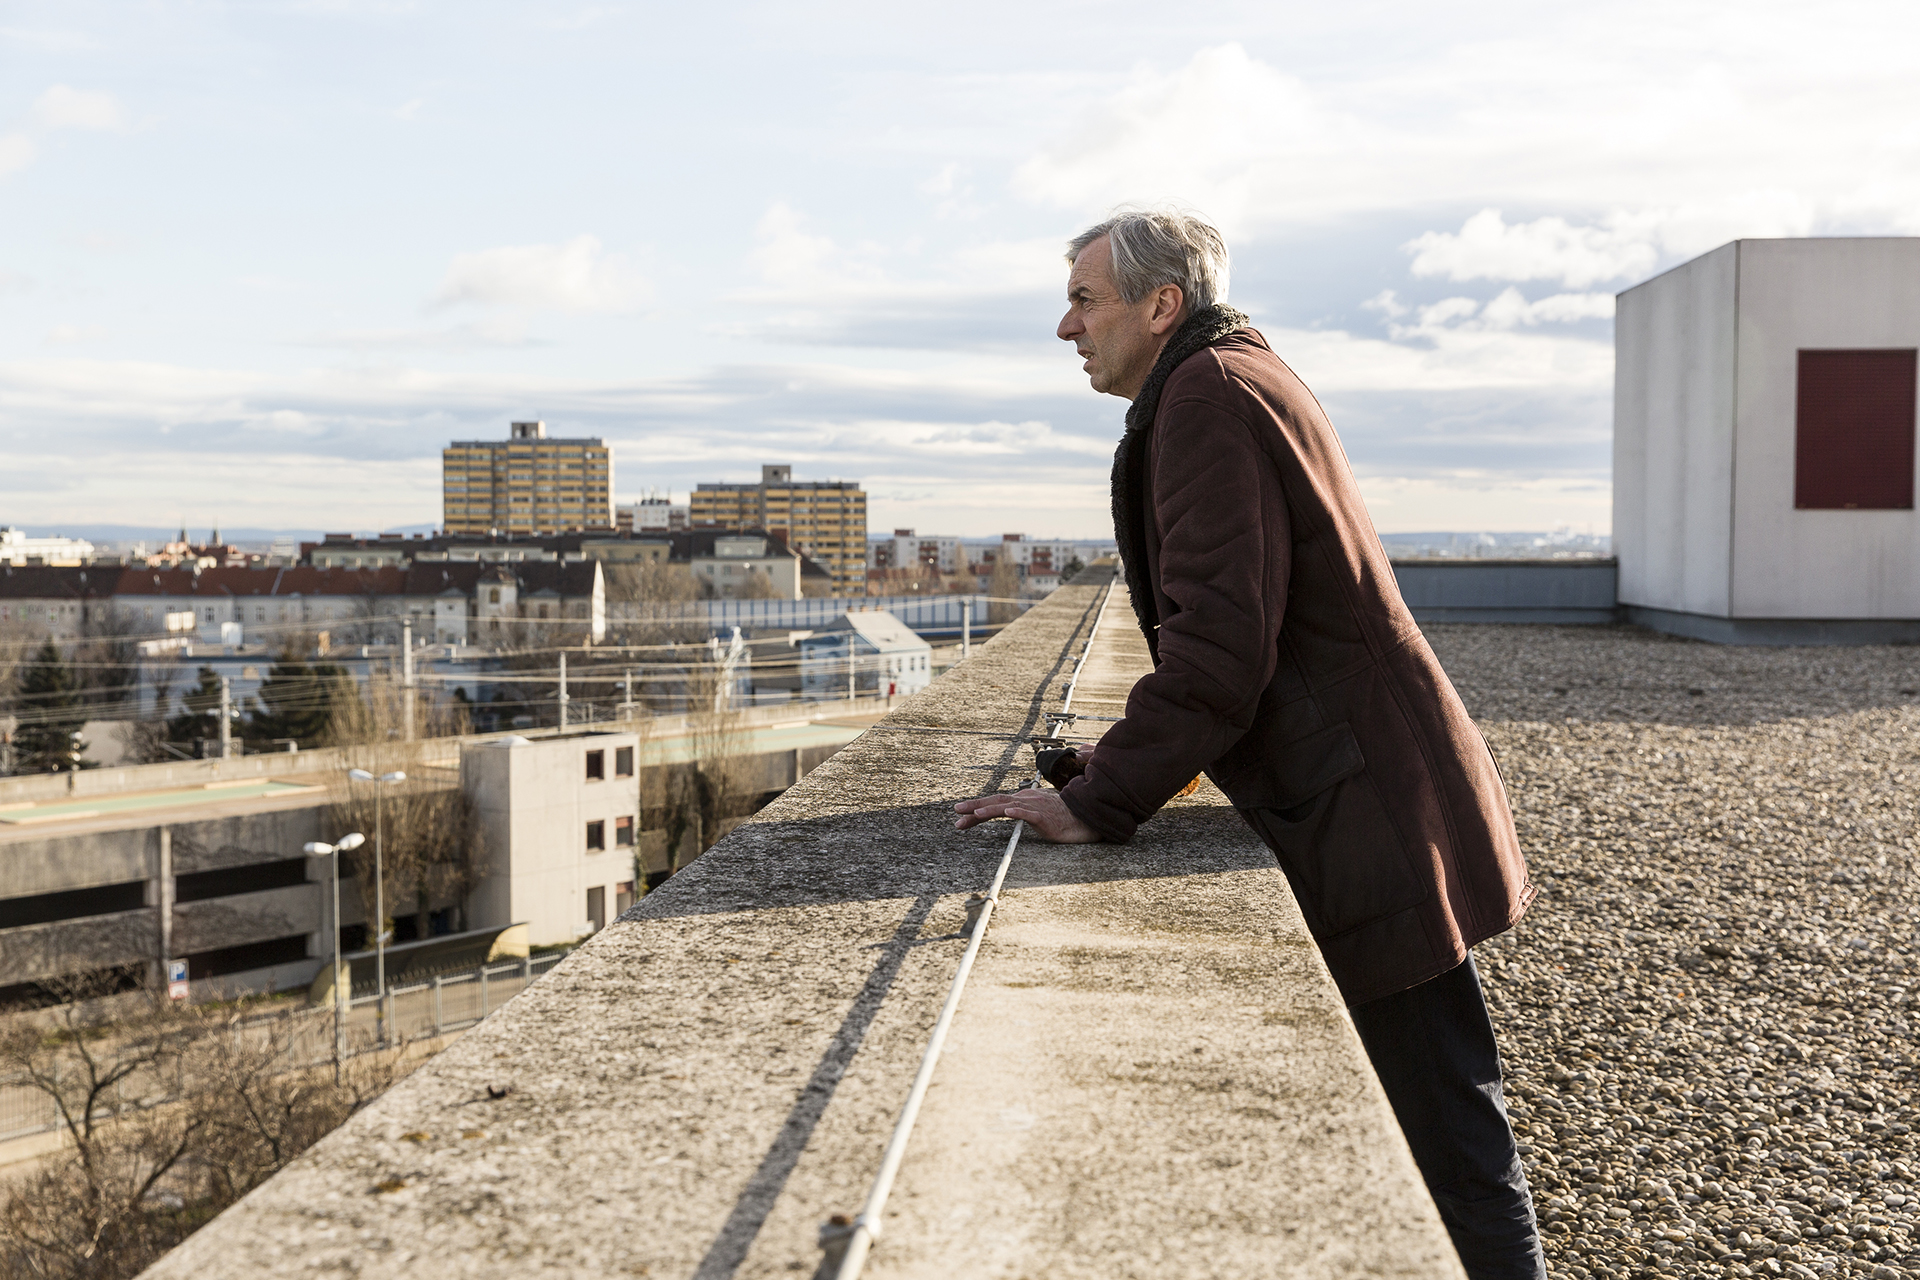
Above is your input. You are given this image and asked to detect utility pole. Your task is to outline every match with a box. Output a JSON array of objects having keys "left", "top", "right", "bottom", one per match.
[
  {"left": 558, "top": 652, "right": 569, "bottom": 729},
  {"left": 960, "top": 599, "right": 972, "bottom": 660},
  {"left": 218, "top": 676, "right": 232, "bottom": 758},
  {"left": 622, "top": 667, "right": 635, "bottom": 719},
  {"left": 401, "top": 618, "right": 415, "bottom": 742}
]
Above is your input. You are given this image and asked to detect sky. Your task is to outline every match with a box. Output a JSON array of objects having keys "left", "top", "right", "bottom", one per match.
[{"left": 4, "top": 1, "right": 1919, "bottom": 541}]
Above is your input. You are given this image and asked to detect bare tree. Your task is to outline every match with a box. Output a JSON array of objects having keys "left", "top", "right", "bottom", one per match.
[
  {"left": 114, "top": 665, "right": 181, "bottom": 764},
  {"left": 734, "top": 568, "right": 780, "bottom": 600},
  {"left": 324, "top": 667, "right": 468, "bottom": 747},
  {"left": 605, "top": 561, "right": 706, "bottom": 647},
  {"left": 682, "top": 660, "right": 752, "bottom": 858},
  {"left": 329, "top": 747, "right": 486, "bottom": 941},
  {"left": 988, "top": 555, "right": 1021, "bottom": 624},
  {"left": 0, "top": 981, "right": 406, "bottom": 1280}
]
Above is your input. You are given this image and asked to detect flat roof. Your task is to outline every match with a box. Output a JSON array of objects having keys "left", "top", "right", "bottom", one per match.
[{"left": 0, "top": 777, "right": 329, "bottom": 840}]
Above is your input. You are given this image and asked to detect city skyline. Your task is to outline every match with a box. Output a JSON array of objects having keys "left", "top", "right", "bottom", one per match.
[{"left": 4, "top": 3, "right": 1919, "bottom": 537}]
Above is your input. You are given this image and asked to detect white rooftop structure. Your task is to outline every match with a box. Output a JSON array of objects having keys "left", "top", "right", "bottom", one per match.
[
  {"left": 461, "top": 730, "right": 642, "bottom": 944},
  {"left": 1614, "top": 238, "right": 1920, "bottom": 643},
  {"left": 0, "top": 526, "right": 94, "bottom": 566},
  {"left": 798, "top": 607, "right": 933, "bottom": 699}
]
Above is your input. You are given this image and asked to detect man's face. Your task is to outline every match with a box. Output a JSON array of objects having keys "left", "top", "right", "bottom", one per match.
[{"left": 1057, "top": 236, "right": 1168, "bottom": 401}]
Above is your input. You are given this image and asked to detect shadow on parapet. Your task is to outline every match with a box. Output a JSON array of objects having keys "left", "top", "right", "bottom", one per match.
[
  {"left": 688, "top": 890, "right": 940, "bottom": 1280},
  {"left": 621, "top": 798, "right": 1276, "bottom": 923}
]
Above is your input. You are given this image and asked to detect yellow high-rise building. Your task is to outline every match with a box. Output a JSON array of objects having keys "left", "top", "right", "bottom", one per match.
[
  {"left": 690, "top": 464, "right": 867, "bottom": 595},
  {"left": 442, "top": 422, "right": 613, "bottom": 535}
]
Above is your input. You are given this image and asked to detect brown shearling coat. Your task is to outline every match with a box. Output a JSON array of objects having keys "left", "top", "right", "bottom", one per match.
[{"left": 1058, "top": 324, "right": 1534, "bottom": 1006}]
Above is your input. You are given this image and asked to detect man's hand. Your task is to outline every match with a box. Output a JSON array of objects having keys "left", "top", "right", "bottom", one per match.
[{"left": 953, "top": 787, "right": 1101, "bottom": 843}]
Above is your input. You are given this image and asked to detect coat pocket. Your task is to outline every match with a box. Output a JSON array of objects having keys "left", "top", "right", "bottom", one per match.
[
  {"left": 1236, "top": 723, "right": 1427, "bottom": 942},
  {"left": 1219, "top": 720, "right": 1367, "bottom": 810}
]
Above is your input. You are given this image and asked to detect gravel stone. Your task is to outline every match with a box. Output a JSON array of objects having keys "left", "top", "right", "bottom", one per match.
[{"left": 1426, "top": 624, "right": 1920, "bottom": 1279}]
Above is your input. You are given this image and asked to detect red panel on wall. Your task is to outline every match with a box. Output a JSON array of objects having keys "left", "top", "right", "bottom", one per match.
[{"left": 1795, "top": 349, "right": 1918, "bottom": 510}]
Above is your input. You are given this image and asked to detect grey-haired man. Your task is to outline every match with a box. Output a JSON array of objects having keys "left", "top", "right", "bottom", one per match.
[{"left": 957, "top": 209, "right": 1544, "bottom": 1279}]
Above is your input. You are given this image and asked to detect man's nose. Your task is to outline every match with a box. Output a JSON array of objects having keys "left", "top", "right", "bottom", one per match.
[{"left": 1057, "top": 310, "right": 1081, "bottom": 342}]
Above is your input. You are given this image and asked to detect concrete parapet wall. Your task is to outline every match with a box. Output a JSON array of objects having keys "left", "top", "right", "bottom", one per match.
[
  {"left": 1390, "top": 558, "right": 1619, "bottom": 623},
  {"left": 144, "top": 570, "right": 1462, "bottom": 1278}
]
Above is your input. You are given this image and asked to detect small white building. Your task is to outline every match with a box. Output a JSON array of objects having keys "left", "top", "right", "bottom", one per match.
[
  {"left": 1615, "top": 238, "right": 1920, "bottom": 643},
  {"left": 619, "top": 497, "right": 690, "bottom": 533},
  {"left": 798, "top": 609, "right": 933, "bottom": 699},
  {"left": 691, "top": 533, "right": 802, "bottom": 600},
  {"left": 462, "top": 731, "right": 642, "bottom": 946},
  {"left": 0, "top": 526, "right": 95, "bottom": 566}
]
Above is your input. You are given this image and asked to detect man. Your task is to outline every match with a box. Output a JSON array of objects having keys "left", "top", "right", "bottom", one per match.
[{"left": 953, "top": 209, "right": 1543, "bottom": 1279}]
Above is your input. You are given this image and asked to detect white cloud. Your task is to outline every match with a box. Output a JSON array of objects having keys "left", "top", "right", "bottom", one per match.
[
  {"left": 432, "top": 235, "right": 647, "bottom": 312},
  {"left": 1401, "top": 204, "right": 1823, "bottom": 290},
  {"left": 32, "top": 85, "right": 123, "bottom": 131},
  {"left": 0, "top": 134, "right": 34, "bottom": 175},
  {"left": 44, "top": 323, "right": 108, "bottom": 345},
  {"left": 1478, "top": 288, "right": 1614, "bottom": 328},
  {"left": 295, "top": 317, "right": 538, "bottom": 350},
  {"left": 1010, "top": 44, "right": 1339, "bottom": 231},
  {"left": 1270, "top": 322, "right": 1612, "bottom": 394},
  {"left": 747, "top": 202, "right": 885, "bottom": 292},
  {"left": 1369, "top": 288, "right": 1613, "bottom": 345},
  {"left": 0, "top": 85, "right": 123, "bottom": 181},
  {"left": 1406, "top": 210, "right": 1659, "bottom": 288},
  {"left": 1008, "top": 35, "right": 1918, "bottom": 257}
]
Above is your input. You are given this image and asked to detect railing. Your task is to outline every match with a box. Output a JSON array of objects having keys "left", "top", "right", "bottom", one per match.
[
  {"left": 350, "top": 953, "right": 564, "bottom": 1043},
  {"left": 0, "top": 952, "right": 564, "bottom": 1145}
]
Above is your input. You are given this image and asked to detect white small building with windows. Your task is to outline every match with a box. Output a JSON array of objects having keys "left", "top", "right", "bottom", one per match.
[
  {"left": 1616, "top": 237, "right": 1920, "bottom": 642},
  {"left": 797, "top": 609, "right": 933, "bottom": 699},
  {"left": 461, "top": 730, "right": 642, "bottom": 946},
  {"left": 691, "top": 533, "right": 802, "bottom": 600}
]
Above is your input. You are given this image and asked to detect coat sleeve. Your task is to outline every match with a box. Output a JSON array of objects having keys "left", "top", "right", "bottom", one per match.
[{"left": 1060, "top": 370, "right": 1290, "bottom": 841}]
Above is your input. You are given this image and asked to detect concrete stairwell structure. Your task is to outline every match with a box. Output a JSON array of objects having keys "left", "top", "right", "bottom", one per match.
[{"left": 143, "top": 567, "right": 1464, "bottom": 1279}]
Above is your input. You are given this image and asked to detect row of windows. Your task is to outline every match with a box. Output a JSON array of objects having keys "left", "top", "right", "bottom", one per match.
[
  {"left": 584, "top": 816, "right": 635, "bottom": 851},
  {"left": 583, "top": 746, "right": 634, "bottom": 779},
  {"left": 446, "top": 475, "right": 608, "bottom": 483},
  {"left": 0, "top": 858, "right": 309, "bottom": 930}
]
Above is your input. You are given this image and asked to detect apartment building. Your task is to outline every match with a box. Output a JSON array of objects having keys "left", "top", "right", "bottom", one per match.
[
  {"left": 442, "top": 421, "right": 614, "bottom": 536},
  {"left": 868, "top": 529, "right": 965, "bottom": 576},
  {"left": 866, "top": 532, "right": 1117, "bottom": 594},
  {"left": 690, "top": 465, "right": 866, "bottom": 596}
]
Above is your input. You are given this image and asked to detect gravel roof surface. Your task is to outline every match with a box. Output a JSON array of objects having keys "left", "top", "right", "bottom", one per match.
[{"left": 1425, "top": 624, "right": 1920, "bottom": 1280}]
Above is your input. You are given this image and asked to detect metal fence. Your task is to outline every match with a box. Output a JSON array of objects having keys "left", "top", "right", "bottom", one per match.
[
  {"left": 347, "top": 953, "right": 563, "bottom": 1043},
  {"left": 0, "top": 952, "right": 564, "bottom": 1145}
]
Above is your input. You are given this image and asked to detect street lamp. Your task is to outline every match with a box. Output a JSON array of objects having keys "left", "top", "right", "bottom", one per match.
[
  {"left": 303, "top": 832, "right": 366, "bottom": 1082},
  {"left": 347, "top": 768, "right": 406, "bottom": 1043}
]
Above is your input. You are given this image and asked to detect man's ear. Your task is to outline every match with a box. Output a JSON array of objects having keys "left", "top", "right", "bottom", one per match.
[{"left": 1148, "top": 283, "right": 1186, "bottom": 336}]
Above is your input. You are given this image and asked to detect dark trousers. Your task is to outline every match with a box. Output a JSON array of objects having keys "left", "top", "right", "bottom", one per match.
[{"left": 1347, "top": 955, "right": 1546, "bottom": 1280}]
